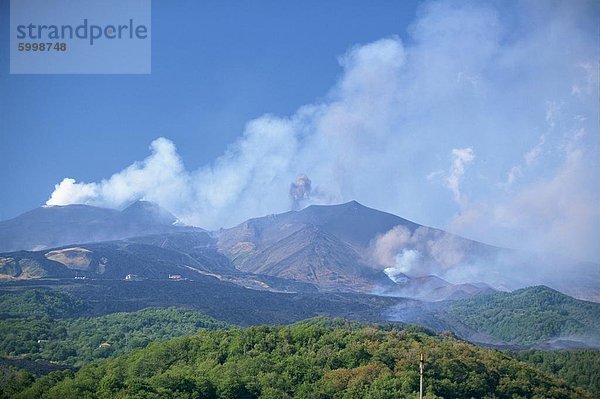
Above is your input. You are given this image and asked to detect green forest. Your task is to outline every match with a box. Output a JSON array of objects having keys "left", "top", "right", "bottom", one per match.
[
  {"left": 0, "top": 307, "right": 231, "bottom": 366},
  {"left": 0, "top": 288, "right": 231, "bottom": 367},
  {"left": 4, "top": 319, "right": 593, "bottom": 399},
  {"left": 0, "top": 290, "right": 85, "bottom": 318},
  {"left": 0, "top": 288, "right": 599, "bottom": 398},
  {"left": 447, "top": 286, "right": 600, "bottom": 344},
  {"left": 512, "top": 349, "right": 600, "bottom": 397}
]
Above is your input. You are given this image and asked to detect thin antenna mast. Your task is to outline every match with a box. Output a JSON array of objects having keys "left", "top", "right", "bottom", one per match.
[{"left": 419, "top": 352, "right": 424, "bottom": 399}]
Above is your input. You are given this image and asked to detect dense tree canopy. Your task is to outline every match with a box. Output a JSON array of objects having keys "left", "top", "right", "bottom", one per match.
[
  {"left": 513, "top": 349, "right": 600, "bottom": 397},
  {"left": 1, "top": 288, "right": 599, "bottom": 398},
  {"left": 0, "top": 307, "right": 231, "bottom": 367},
  {"left": 447, "top": 286, "right": 600, "bottom": 344},
  {"left": 0, "top": 290, "right": 85, "bottom": 319},
  {"left": 10, "top": 319, "right": 591, "bottom": 399}
]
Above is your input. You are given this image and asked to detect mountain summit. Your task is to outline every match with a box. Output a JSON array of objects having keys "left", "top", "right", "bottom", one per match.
[
  {"left": 120, "top": 200, "right": 179, "bottom": 225},
  {"left": 216, "top": 201, "right": 483, "bottom": 294},
  {"left": 0, "top": 201, "right": 193, "bottom": 252},
  {"left": 0, "top": 200, "right": 597, "bottom": 302},
  {"left": 216, "top": 201, "right": 599, "bottom": 301}
]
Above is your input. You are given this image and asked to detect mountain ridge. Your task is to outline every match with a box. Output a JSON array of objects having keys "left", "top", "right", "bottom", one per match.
[
  {"left": 0, "top": 200, "right": 598, "bottom": 302},
  {"left": 0, "top": 201, "right": 199, "bottom": 253}
]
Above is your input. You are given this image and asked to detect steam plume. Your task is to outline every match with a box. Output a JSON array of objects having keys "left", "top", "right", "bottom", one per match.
[
  {"left": 371, "top": 225, "right": 469, "bottom": 279},
  {"left": 384, "top": 249, "right": 421, "bottom": 282},
  {"left": 447, "top": 148, "right": 474, "bottom": 205},
  {"left": 45, "top": 0, "right": 599, "bottom": 263}
]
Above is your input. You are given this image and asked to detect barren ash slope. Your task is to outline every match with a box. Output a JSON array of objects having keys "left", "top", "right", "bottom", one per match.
[
  {"left": 0, "top": 200, "right": 598, "bottom": 303},
  {"left": 216, "top": 200, "right": 600, "bottom": 302}
]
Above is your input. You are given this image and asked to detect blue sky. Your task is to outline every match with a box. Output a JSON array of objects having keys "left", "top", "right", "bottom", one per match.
[
  {"left": 0, "top": 0, "right": 420, "bottom": 218},
  {"left": 1, "top": 0, "right": 599, "bottom": 262}
]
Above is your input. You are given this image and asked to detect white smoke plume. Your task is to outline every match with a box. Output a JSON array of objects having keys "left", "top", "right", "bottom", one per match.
[
  {"left": 384, "top": 249, "right": 422, "bottom": 282},
  {"left": 502, "top": 134, "right": 545, "bottom": 187},
  {"left": 371, "top": 225, "right": 412, "bottom": 268},
  {"left": 372, "top": 222, "right": 600, "bottom": 302},
  {"left": 446, "top": 148, "right": 474, "bottom": 205},
  {"left": 47, "top": 138, "right": 188, "bottom": 212},
  {"left": 371, "top": 225, "right": 470, "bottom": 280},
  {"left": 428, "top": 147, "right": 475, "bottom": 206},
  {"left": 46, "top": 0, "right": 600, "bottom": 264}
]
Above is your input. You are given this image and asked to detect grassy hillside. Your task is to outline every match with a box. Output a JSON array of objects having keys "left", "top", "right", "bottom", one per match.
[
  {"left": 10, "top": 320, "right": 590, "bottom": 399},
  {"left": 446, "top": 286, "right": 600, "bottom": 344}
]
